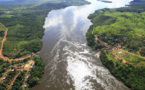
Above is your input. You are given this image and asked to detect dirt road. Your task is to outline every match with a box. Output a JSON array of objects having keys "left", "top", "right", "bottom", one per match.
[
  {"left": 0, "top": 23, "right": 36, "bottom": 62},
  {"left": 0, "top": 23, "right": 9, "bottom": 60},
  {"left": 7, "top": 72, "right": 20, "bottom": 90},
  {"left": 0, "top": 69, "right": 11, "bottom": 82}
]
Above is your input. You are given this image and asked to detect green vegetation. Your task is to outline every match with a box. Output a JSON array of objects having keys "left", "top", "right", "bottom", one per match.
[
  {"left": 27, "top": 56, "right": 45, "bottom": 88},
  {"left": 88, "top": 8, "right": 145, "bottom": 52},
  {"left": 86, "top": 0, "right": 145, "bottom": 90},
  {"left": 100, "top": 51, "right": 145, "bottom": 90},
  {"left": 11, "top": 72, "right": 25, "bottom": 90},
  {"left": 0, "top": 60, "right": 10, "bottom": 77},
  {"left": 0, "top": 24, "right": 5, "bottom": 41},
  {"left": 140, "top": 47, "right": 145, "bottom": 56},
  {"left": 0, "top": 83, "right": 7, "bottom": 90},
  {"left": 0, "top": 0, "right": 88, "bottom": 89},
  {"left": 4, "top": 70, "right": 17, "bottom": 85},
  {"left": 113, "top": 50, "right": 145, "bottom": 64},
  {"left": 0, "top": 0, "right": 88, "bottom": 58}
]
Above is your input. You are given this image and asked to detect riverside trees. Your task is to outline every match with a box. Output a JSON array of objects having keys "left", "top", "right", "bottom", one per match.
[{"left": 86, "top": 0, "right": 145, "bottom": 89}]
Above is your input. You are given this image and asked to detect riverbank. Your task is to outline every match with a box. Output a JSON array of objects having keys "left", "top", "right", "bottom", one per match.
[
  {"left": 32, "top": 0, "right": 133, "bottom": 90},
  {"left": 0, "top": 0, "right": 89, "bottom": 89},
  {"left": 86, "top": 0, "right": 145, "bottom": 89}
]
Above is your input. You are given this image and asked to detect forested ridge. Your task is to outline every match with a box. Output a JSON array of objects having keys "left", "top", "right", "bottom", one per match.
[
  {"left": 86, "top": 0, "right": 145, "bottom": 90},
  {"left": 0, "top": 0, "right": 88, "bottom": 89}
]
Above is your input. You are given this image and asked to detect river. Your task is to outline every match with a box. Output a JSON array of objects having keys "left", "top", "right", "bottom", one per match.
[{"left": 32, "top": 0, "right": 132, "bottom": 90}]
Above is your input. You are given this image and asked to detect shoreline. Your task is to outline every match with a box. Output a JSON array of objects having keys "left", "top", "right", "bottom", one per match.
[
  {"left": 86, "top": 0, "right": 145, "bottom": 89},
  {"left": 0, "top": 0, "right": 89, "bottom": 89}
]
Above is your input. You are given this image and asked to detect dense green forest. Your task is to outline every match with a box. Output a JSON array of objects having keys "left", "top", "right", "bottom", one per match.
[
  {"left": 86, "top": 0, "right": 145, "bottom": 90},
  {"left": 0, "top": 0, "right": 88, "bottom": 89},
  {"left": 100, "top": 51, "right": 145, "bottom": 90},
  {"left": 27, "top": 56, "right": 45, "bottom": 88},
  {"left": 0, "top": 0, "right": 88, "bottom": 58}
]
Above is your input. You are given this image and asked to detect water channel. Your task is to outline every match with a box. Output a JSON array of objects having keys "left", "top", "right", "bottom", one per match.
[{"left": 32, "top": 0, "right": 133, "bottom": 90}]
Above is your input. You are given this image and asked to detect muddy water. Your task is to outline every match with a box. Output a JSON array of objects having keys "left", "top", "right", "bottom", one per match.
[{"left": 32, "top": 0, "right": 132, "bottom": 90}]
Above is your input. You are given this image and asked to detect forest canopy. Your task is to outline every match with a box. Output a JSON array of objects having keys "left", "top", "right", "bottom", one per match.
[{"left": 86, "top": 0, "right": 145, "bottom": 90}]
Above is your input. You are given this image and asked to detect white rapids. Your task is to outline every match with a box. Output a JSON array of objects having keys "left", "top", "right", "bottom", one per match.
[{"left": 35, "top": 0, "right": 133, "bottom": 90}]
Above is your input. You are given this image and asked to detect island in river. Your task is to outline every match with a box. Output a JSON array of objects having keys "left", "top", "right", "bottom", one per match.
[
  {"left": 86, "top": 0, "right": 145, "bottom": 90},
  {"left": 0, "top": 0, "right": 88, "bottom": 89}
]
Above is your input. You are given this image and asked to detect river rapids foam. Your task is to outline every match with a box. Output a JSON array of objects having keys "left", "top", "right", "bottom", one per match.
[{"left": 41, "top": 0, "right": 133, "bottom": 90}]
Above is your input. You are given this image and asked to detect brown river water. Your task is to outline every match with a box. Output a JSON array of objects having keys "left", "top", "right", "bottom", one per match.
[{"left": 32, "top": 0, "right": 133, "bottom": 90}]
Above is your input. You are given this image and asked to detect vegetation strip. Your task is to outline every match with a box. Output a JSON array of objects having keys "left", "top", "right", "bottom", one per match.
[
  {"left": 86, "top": 0, "right": 145, "bottom": 89},
  {"left": 0, "top": 23, "right": 8, "bottom": 60},
  {"left": 7, "top": 72, "right": 20, "bottom": 90},
  {"left": 0, "top": 0, "right": 88, "bottom": 89},
  {"left": 0, "top": 69, "right": 11, "bottom": 82},
  {"left": 0, "top": 23, "right": 36, "bottom": 62}
]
